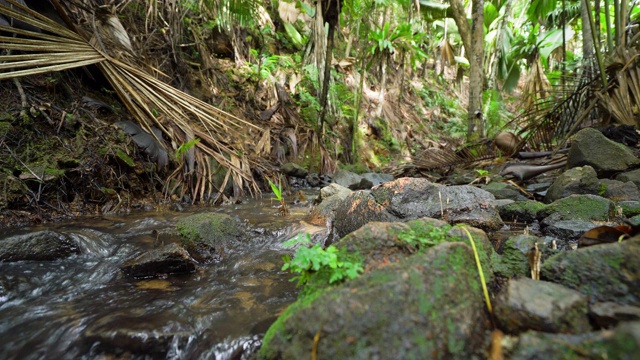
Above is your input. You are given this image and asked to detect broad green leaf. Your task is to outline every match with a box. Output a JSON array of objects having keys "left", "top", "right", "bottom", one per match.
[{"left": 115, "top": 149, "right": 135, "bottom": 167}]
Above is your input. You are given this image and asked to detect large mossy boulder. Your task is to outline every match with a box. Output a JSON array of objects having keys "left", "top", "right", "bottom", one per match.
[
  {"left": 259, "top": 242, "right": 491, "bottom": 360},
  {"left": 567, "top": 128, "right": 640, "bottom": 176},
  {"left": 333, "top": 177, "right": 503, "bottom": 237},
  {"left": 175, "top": 213, "right": 246, "bottom": 263},
  {"left": 0, "top": 230, "right": 80, "bottom": 261},
  {"left": 537, "top": 194, "right": 615, "bottom": 224},
  {"left": 337, "top": 218, "right": 496, "bottom": 281},
  {"left": 541, "top": 238, "right": 640, "bottom": 305},
  {"left": 544, "top": 166, "right": 600, "bottom": 203}
]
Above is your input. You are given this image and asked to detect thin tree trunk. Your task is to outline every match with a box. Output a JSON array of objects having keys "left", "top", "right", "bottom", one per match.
[
  {"left": 604, "top": 0, "right": 613, "bottom": 51},
  {"left": 483, "top": 0, "right": 513, "bottom": 126},
  {"left": 614, "top": 0, "right": 621, "bottom": 47},
  {"left": 319, "top": 24, "right": 335, "bottom": 133},
  {"left": 467, "top": 0, "right": 484, "bottom": 139}
]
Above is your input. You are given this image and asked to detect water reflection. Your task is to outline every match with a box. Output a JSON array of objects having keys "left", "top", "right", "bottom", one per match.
[{"left": 0, "top": 192, "right": 324, "bottom": 359}]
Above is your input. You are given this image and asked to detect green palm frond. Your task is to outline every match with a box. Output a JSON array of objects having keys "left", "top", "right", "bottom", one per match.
[{"left": 0, "top": 0, "right": 264, "bottom": 203}]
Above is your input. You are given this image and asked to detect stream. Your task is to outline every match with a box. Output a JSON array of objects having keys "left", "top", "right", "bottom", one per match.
[{"left": 0, "top": 193, "right": 326, "bottom": 359}]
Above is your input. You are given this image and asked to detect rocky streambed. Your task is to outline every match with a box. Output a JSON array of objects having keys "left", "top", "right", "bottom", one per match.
[{"left": 2, "top": 126, "right": 640, "bottom": 359}]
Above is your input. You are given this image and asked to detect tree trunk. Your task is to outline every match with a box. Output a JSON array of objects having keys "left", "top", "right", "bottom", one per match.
[
  {"left": 448, "top": 0, "right": 471, "bottom": 57},
  {"left": 467, "top": 0, "right": 484, "bottom": 139}
]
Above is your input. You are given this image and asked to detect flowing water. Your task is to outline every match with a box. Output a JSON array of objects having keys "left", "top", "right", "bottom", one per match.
[{"left": 0, "top": 194, "right": 326, "bottom": 359}]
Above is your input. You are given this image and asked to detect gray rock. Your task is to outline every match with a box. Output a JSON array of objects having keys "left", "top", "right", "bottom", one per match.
[
  {"left": 538, "top": 194, "right": 615, "bottom": 223},
  {"left": 0, "top": 230, "right": 80, "bottom": 261},
  {"left": 259, "top": 242, "right": 491, "bottom": 359},
  {"left": 360, "top": 172, "right": 394, "bottom": 187},
  {"left": 332, "top": 169, "right": 372, "bottom": 190},
  {"left": 333, "top": 190, "right": 396, "bottom": 237},
  {"left": 483, "top": 182, "right": 529, "bottom": 201},
  {"left": 567, "top": 127, "right": 640, "bottom": 175},
  {"left": 616, "top": 168, "right": 640, "bottom": 189},
  {"left": 495, "top": 278, "right": 591, "bottom": 334},
  {"left": 544, "top": 220, "right": 599, "bottom": 242},
  {"left": 541, "top": 238, "right": 640, "bottom": 306},
  {"left": 281, "top": 162, "right": 308, "bottom": 178},
  {"left": 510, "top": 321, "right": 640, "bottom": 360},
  {"left": 590, "top": 301, "right": 640, "bottom": 329},
  {"left": 121, "top": 243, "right": 198, "bottom": 278},
  {"left": 599, "top": 179, "right": 640, "bottom": 201},
  {"left": 333, "top": 178, "right": 503, "bottom": 237},
  {"left": 309, "top": 183, "right": 353, "bottom": 224},
  {"left": 176, "top": 213, "right": 247, "bottom": 263},
  {"left": 544, "top": 166, "right": 600, "bottom": 202}
]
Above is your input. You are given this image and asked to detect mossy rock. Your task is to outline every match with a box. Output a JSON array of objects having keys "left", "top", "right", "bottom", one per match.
[
  {"left": 259, "top": 242, "right": 491, "bottom": 360},
  {"left": 538, "top": 194, "right": 615, "bottom": 223},
  {"left": 175, "top": 213, "right": 246, "bottom": 263},
  {"left": 541, "top": 238, "right": 640, "bottom": 305},
  {"left": 499, "top": 200, "right": 545, "bottom": 223}
]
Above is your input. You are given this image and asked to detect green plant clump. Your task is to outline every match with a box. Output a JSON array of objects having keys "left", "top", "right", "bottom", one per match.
[
  {"left": 397, "top": 223, "right": 455, "bottom": 250},
  {"left": 281, "top": 233, "right": 364, "bottom": 287}
]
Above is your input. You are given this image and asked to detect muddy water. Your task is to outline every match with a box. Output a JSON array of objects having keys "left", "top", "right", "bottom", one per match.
[{"left": 0, "top": 194, "right": 326, "bottom": 359}]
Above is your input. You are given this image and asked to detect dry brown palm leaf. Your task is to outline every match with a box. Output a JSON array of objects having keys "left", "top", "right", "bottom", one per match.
[
  {"left": 599, "top": 49, "right": 640, "bottom": 126},
  {"left": 0, "top": 0, "right": 263, "bottom": 203},
  {"left": 411, "top": 142, "right": 495, "bottom": 172}
]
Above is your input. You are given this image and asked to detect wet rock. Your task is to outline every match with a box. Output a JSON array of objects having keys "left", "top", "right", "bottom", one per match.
[
  {"left": 305, "top": 172, "right": 321, "bottom": 187},
  {"left": 176, "top": 213, "right": 247, "bottom": 263},
  {"left": 544, "top": 166, "right": 600, "bottom": 202},
  {"left": 590, "top": 302, "right": 640, "bottom": 329},
  {"left": 616, "top": 168, "right": 640, "bottom": 189},
  {"left": 495, "top": 278, "right": 591, "bottom": 334},
  {"left": 121, "top": 243, "right": 198, "bottom": 278},
  {"left": 360, "top": 172, "right": 393, "bottom": 187},
  {"left": 281, "top": 162, "right": 308, "bottom": 178},
  {"left": 83, "top": 311, "right": 194, "bottom": 358},
  {"left": 544, "top": 220, "right": 599, "bottom": 243},
  {"left": 259, "top": 242, "right": 491, "bottom": 360},
  {"left": 333, "top": 190, "right": 396, "bottom": 237},
  {"left": 498, "top": 200, "right": 545, "bottom": 223},
  {"left": 509, "top": 321, "right": 640, "bottom": 360},
  {"left": 333, "top": 178, "right": 504, "bottom": 237},
  {"left": 567, "top": 127, "right": 640, "bottom": 176},
  {"left": 0, "top": 230, "right": 80, "bottom": 262},
  {"left": 308, "top": 183, "right": 353, "bottom": 225},
  {"left": 538, "top": 194, "right": 615, "bottom": 224},
  {"left": 332, "top": 169, "right": 373, "bottom": 190},
  {"left": 541, "top": 238, "right": 640, "bottom": 305}
]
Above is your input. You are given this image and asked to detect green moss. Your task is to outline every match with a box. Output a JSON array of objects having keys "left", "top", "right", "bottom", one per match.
[
  {"left": 259, "top": 289, "right": 324, "bottom": 359},
  {"left": 540, "top": 195, "right": 614, "bottom": 222}
]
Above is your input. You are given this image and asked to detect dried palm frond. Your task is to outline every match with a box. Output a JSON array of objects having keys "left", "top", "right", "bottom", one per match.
[
  {"left": 0, "top": 0, "right": 263, "bottom": 203},
  {"left": 507, "top": 60, "right": 599, "bottom": 151},
  {"left": 598, "top": 49, "right": 640, "bottom": 126},
  {"left": 411, "top": 141, "right": 495, "bottom": 172}
]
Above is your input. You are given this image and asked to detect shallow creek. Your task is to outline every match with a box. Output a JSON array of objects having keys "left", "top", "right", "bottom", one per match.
[{"left": 0, "top": 193, "right": 326, "bottom": 359}]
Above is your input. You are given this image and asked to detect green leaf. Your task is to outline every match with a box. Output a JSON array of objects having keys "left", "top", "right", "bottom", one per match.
[
  {"left": 175, "top": 137, "right": 200, "bottom": 158},
  {"left": 115, "top": 149, "right": 135, "bottom": 167},
  {"left": 283, "top": 22, "right": 305, "bottom": 49}
]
